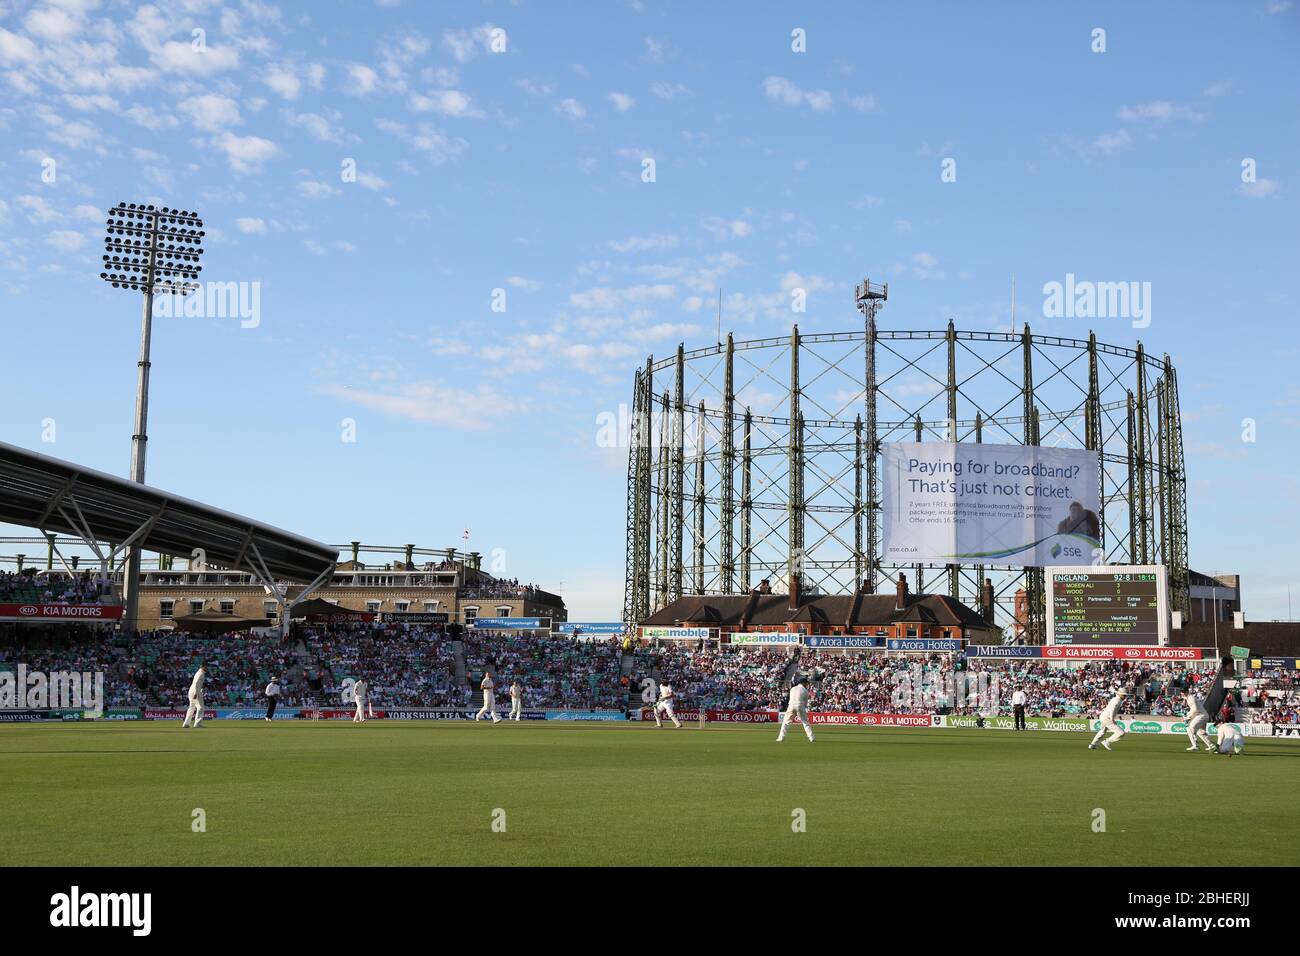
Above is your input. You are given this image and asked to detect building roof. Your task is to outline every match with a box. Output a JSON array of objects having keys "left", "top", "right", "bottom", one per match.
[{"left": 0, "top": 440, "right": 337, "bottom": 584}]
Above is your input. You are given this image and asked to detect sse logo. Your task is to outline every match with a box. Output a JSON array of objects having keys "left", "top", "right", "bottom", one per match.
[{"left": 18, "top": 606, "right": 38, "bottom": 616}]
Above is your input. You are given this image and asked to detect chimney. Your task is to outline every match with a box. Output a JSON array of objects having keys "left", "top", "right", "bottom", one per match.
[
  {"left": 895, "top": 573, "right": 908, "bottom": 611},
  {"left": 351, "top": 541, "right": 361, "bottom": 564},
  {"left": 404, "top": 544, "right": 415, "bottom": 569},
  {"left": 758, "top": 578, "right": 772, "bottom": 594},
  {"left": 981, "top": 577, "right": 995, "bottom": 624},
  {"left": 788, "top": 573, "right": 801, "bottom": 610},
  {"left": 861, "top": 575, "right": 874, "bottom": 595}
]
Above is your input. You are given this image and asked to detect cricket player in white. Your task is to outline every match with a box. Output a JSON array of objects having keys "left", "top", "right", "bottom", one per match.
[
  {"left": 654, "top": 681, "right": 682, "bottom": 728},
  {"left": 1088, "top": 688, "right": 1128, "bottom": 750},
  {"left": 352, "top": 678, "right": 368, "bottom": 723},
  {"left": 475, "top": 672, "right": 501, "bottom": 723},
  {"left": 508, "top": 681, "right": 523, "bottom": 721},
  {"left": 776, "top": 677, "right": 815, "bottom": 743},
  {"left": 1184, "top": 690, "right": 1214, "bottom": 752},
  {"left": 1216, "top": 722, "right": 1244, "bottom": 756},
  {"left": 182, "top": 661, "right": 206, "bottom": 728}
]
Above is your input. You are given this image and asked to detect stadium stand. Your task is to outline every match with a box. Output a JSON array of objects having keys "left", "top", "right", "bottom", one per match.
[{"left": 0, "top": 569, "right": 117, "bottom": 605}]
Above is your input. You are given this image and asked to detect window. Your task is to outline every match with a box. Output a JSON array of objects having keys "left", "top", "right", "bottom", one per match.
[
  {"left": 423, "top": 600, "right": 439, "bottom": 612},
  {"left": 496, "top": 605, "right": 512, "bottom": 617},
  {"left": 159, "top": 600, "right": 174, "bottom": 620},
  {"left": 396, "top": 601, "right": 410, "bottom": 612},
  {"left": 189, "top": 600, "right": 205, "bottom": 614},
  {"left": 463, "top": 606, "right": 479, "bottom": 624},
  {"left": 264, "top": 600, "right": 278, "bottom": 621},
  {"left": 906, "top": 626, "right": 919, "bottom": 638},
  {"left": 366, "top": 601, "right": 381, "bottom": 613},
  {"left": 220, "top": 600, "right": 235, "bottom": 615}
]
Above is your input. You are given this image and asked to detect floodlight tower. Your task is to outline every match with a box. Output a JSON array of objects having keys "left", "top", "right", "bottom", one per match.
[{"left": 100, "top": 202, "right": 206, "bottom": 630}]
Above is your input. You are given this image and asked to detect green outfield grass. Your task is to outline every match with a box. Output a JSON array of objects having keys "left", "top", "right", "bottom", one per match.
[{"left": 1, "top": 721, "right": 1296, "bottom": 866}]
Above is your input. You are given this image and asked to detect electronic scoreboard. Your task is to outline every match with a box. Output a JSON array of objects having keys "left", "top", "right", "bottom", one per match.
[{"left": 1045, "top": 564, "right": 1169, "bottom": 646}]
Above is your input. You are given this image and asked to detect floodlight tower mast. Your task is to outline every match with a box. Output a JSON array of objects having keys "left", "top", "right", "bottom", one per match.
[
  {"left": 100, "top": 202, "right": 206, "bottom": 630},
  {"left": 854, "top": 279, "right": 887, "bottom": 592}
]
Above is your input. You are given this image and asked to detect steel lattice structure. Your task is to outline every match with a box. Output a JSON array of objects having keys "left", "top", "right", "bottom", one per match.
[{"left": 622, "top": 281, "right": 1189, "bottom": 641}]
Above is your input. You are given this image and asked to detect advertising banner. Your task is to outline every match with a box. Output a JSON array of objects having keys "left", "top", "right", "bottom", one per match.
[
  {"left": 0, "top": 603, "right": 124, "bottom": 622},
  {"left": 380, "top": 612, "right": 448, "bottom": 625},
  {"left": 881, "top": 441, "right": 1100, "bottom": 567},
  {"left": 965, "top": 645, "right": 1042, "bottom": 658},
  {"left": 936, "top": 713, "right": 1092, "bottom": 733},
  {"left": 728, "top": 633, "right": 800, "bottom": 646},
  {"left": 640, "top": 626, "right": 711, "bottom": 641},
  {"left": 887, "top": 638, "right": 962, "bottom": 653},
  {"left": 1041, "top": 645, "right": 1204, "bottom": 661},
  {"left": 1272, "top": 724, "right": 1300, "bottom": 738},
  {"left": 808, "top": 713, "right": 932, "bottom": 727},
  {"left": 384, "top": 708, "right": 547, "bottom": 721},
  {"left": 554, "top": 622, "right": 625, "bottom": 636},
  {"left": 544, "top": 710, "right": 624, "bottom": 721},
  {"left": 1250, "top": 658, "right": 1300, "bottom": 670},
  {"left": 804, "top": 636, "right": 884, "bottom": 649},
  {"left": 471, "top": 617, "right": 549, "bottom": 629}
]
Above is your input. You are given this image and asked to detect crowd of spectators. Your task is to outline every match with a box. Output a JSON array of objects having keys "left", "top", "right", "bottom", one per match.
[
  {"left": 0, "top": 570, "right": 116, "bottom": 605},
  {"left": 629, "top": 644, "right": 1225, "bottom": 717},
  {"left": 1241, "top": 665, "right": 1300, "bottom": 725},
  {"left": 465, "top": 630, "right": 624, "bottom": 709},
  {"left": 460, "top": 579, "right": 550, "bottom": 601},
  {"left": 634, "top": 644, "right": 790, "bottom": 710},
  {"left": 299, "top": 621, "right": 463, "bottom": 708}
]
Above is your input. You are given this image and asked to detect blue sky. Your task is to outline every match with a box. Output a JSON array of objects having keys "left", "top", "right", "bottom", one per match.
[{"left": 0, "top": 0, "right": 1297, "bottom": 620}]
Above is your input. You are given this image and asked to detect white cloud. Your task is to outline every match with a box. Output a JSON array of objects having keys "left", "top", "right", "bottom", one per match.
[
  {"left": 236, "top": 217, "right": 267, "bottom": 234},
  {"left": 409, "top": 89, "right": 481, "bottom": 118},
  {"left": 298, "top": 179, "right": 341, "bottom": 199},
  {"left": 264, "top": 64, "right": 301, "bottom": 100},
  {"left": 344, "top": 63, "right": 379, "bottom": 95},
  {"left": 0, "top": 28, "right": 41, "bottom": 66},
  {"left": 212, "top": 132, "right": 278, "bottom": 173},
  {"left": 1089, "top": 129, "right": 1132, "bottom": 157},
  {"left": 153, "top": 41, "right": 240, "bottom": 75},
  {"left": 569, "top": 284, "right": 676, "bottom": 310},
  {"left": 322, "top": 380, "right": 525, "bottom": 430},
  {"left": 46, "top": 229, "right": 85, "bottom": 251},
  {"left": 762, "top": 76, "right": 832, "bottom": 111},
  {"left": 607, "top": 91, "right": 635, "bottom": 112},
  {"left": 506, "top": 276, "right": 541, "bottom": 291},
  {"left": 609, "top": 233, "right": 678, "bottom": 253},
  {"left": 701, "top": 216, "right": 753, "bottom": 240},
  {"left": 650, "top": 82, "right": 689, "bottom": 100},
  {"left": 555, "top": 97, "right": 586, "bottom": 120},
  {"left": 357, "top": 171, "right": 388, "bottom": 191},
  {"left": 441, "top": 24, "right": 501, "bottom": 64},
  {"left": 25, "top": 6, "right": 84, "bottom": 43},
  {"left": 286, "top": 110, "right": 345, "bottom": 142},
  {"left": 1237, "top": 178, "right": 1280, "bottom": 199},
  {"left": 1118, "top": 100, "right": 1204, "bottom": 123},
  {"left": 1202, "top": 79, "right": 1233, "bottom": 98},
  {"left": 179, "top": 93, "right": 241, "bottom": 131},
  {"left": 847, "top": 94, "right": 877, "bottom": 112}
]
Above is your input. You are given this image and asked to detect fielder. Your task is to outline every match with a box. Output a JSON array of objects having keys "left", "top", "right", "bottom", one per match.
[
  {"left": 1216, "top": 722, "right": 1245, "bottom": 756},
  {"left": 1183, "top": 689, "right": 1214, "bottom": 752},
  {"left": 475, "top": 672, "right": 501, "bottom": 723},
  {"left": 508, "top": 680, "right": 523, "bottom": 721},
  {"left": 654, "top": 680, "right": 682, "bottom": 728},
  {"left": 776, "top": 677, "right": 815, "bottom": 743},
  {"left": 352, "top": 677, "right": 368, "bottom": 723},
  {"left": 182, "top": 661, "right": 206, "bottom": 728},
  {"left": 1088, "top": 688, "right": 1128, "bottom": 750}
]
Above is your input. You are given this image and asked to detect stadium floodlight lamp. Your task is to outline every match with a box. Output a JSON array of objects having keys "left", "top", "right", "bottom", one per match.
[{"left": 99, "top": 202, "right": 206, "bottom": 630}]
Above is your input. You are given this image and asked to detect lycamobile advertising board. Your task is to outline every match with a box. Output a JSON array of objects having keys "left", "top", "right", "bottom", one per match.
[
  {"left": 641, "top": 626, "right": 711, "bottom": 640},
  {"left": 881, "top": 442, "right": 1100, "bottom": 567}
]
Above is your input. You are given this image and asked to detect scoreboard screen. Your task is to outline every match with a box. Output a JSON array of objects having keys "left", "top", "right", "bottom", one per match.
[{"left": 1046, "top": 565, "right": 1168, "bottom": 647}]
